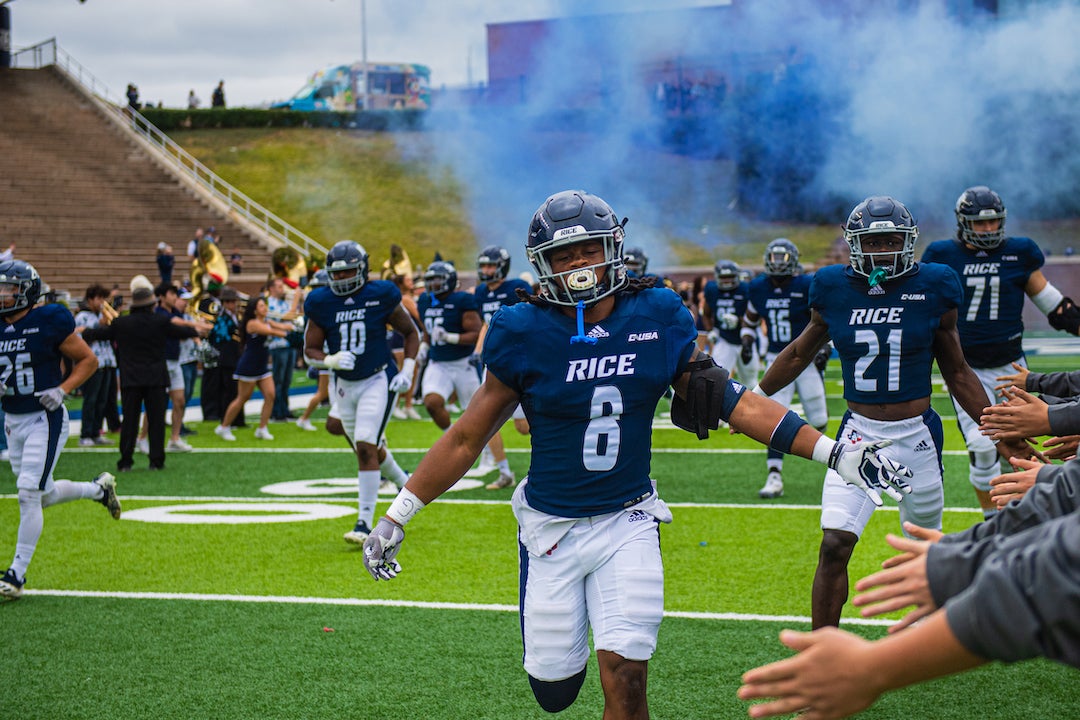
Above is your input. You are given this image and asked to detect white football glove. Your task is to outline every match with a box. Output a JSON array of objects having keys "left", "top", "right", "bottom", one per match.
[
  {"left": 706, "top": 328, "right": 721, "bottom": 345},
  {"left": 430, "top": 326, "right": 460, "bottom": 345},
  {"left": 416, "top": 341, "right": 429, "bottom": 364},
  {"left": 388, "top": 358, "right": 415, "bottom": 394},
  {"left": 719, "top": 313, "right": 740, "bottom": 331},
  {"left": 362, "top": 517, "right": 405, "bottom": 581},
  {"left": 828, "top": 439, "right": 913, "bottom": 506},
  {"left": 323, "top": 351, "right": 356, "bottom": 371},
  {"left": 36, "top": 386, "right": 67, "bottom": 411}
]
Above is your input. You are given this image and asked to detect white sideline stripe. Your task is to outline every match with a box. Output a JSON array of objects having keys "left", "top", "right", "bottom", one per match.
[
  {"left": 20, "top": 588, "right": 892, "bottom": 626},
  {"left": 0, "top": 494, "right": 983, "bottom": 514},
  {"left": 66, "top": 446, "right": 974, "bottom": 455}
]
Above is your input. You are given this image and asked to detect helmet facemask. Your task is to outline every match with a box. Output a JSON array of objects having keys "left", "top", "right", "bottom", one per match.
[
  {"left": 325, "top": 241, "right": 369, "bottom": 296},
  {"left": 528, "top": 227, "right": 627, "bottom": 307},
  {"left": 955, "top": 186, "right": 1006, "bottom": 251},
  {"left": 476, "top": 246, "right": 510, "bottom": 283},
  {"left": 846, "top": 227, "right": 918, "bottom": 282}
]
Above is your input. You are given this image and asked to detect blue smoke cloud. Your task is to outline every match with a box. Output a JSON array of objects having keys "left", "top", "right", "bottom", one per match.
[{"left": 410, "top": 1, "right": 1080, "bottom": 271}]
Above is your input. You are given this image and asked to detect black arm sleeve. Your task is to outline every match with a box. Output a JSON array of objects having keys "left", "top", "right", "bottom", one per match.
[{"left": 945, "top": 513, "right": 1080, "bottom": 668}]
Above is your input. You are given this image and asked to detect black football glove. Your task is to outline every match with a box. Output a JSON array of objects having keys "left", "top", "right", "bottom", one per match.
[
  {"left": 1048, "top": 297, "right": 1080, "bottom": 336},
  {"left": 740, "top": 336, "right": 755, "bottom": 365}
]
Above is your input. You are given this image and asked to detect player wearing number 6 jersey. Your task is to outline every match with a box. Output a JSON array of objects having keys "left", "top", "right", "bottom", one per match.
[
  {"left": 303, "top": 240, "right": 418, "bottom": 545},
  {"left": 756, "top": 196, "right": 1032, "bottom": 630},
  {"left": 361, "top": 190, "right": 913, "bottom": 718},
  {"left": 921, "top": 186, "right": 1079, "bottom": 519}
]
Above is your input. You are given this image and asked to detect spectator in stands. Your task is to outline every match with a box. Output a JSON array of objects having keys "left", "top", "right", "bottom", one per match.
[
  {"left": 230, "top": 250, "right": 244, "bottom": 275},
  {"left": 212, "top": 81, "right": 226, "bottom": 108},
  {"left": 187, "top": 227, "right": 204, "bottom": 259},
  {"left": 156, "top": 242, "right": 175, "bottom": 285},
  {"left": 126, "top": 83, "right": 140, "bottom": 111},
  {"left": 187, "top": 90, "right": 200, "bottom": 110},
  {"left": 74, "top": 284, "right": 117, "bottom": 448}
]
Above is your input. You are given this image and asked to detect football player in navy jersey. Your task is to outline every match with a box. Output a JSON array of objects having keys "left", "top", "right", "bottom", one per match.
[
  {"left": 473, "top": 245, "right": 533, "bottom": 490},
  {"left": 303, "top": 241, "right": 419, "bottom": 546},
  {"left": 921, "top": 186, "right": 1080, "bottom": 518},
  {"left": 416, "top": 260, "right": 483, "bottom": 430},
  {"left": 701, "top": 259, "right": 758, "bottom": 386},
  {"left": 623, "top": 246, "right": 671, "bottom": 289},
  {"left": 742, "top": 239, "right": 829, "bottom": 499},
  {"left": 362, "top": 190, "right": 912, "bottom": 717},
  {"left": 0, "top": 261, "right": 120, "bottom": 601},
  {"left": 755, "top": 196, "right": 1032, "bottom": 629}
]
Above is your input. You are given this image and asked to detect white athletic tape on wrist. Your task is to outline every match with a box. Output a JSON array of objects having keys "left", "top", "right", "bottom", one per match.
[
  {"left": 812, "top": 436, "right": 836, "bottom": 465},
  {"left": 1032, "top": 283, "right": 1065, "bottom": 315},
  {"left": 751, "top": 384, "right": 770, "bottom": 399},
  {"left": 386, "top": 488, "right": 425, "bottom": 527}
]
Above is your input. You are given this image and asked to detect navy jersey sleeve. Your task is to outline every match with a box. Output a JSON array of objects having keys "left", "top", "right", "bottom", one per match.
[
  {"left": 483, "top": 304, "right": 529, "bottom": 392},
  {"left": 1016, "top": 237, "right": 1045, "bottom": 274}
]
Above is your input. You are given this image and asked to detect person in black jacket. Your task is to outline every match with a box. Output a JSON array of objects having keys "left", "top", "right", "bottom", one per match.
[{"left": 83, "top": 284, "right": 203, "bottom": 471}]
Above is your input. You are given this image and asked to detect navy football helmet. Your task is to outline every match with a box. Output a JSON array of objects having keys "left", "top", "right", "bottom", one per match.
[
  {"left": 955, "top": 185, "right": 1006, "bottom": 250},
  {"left": 424, "top": 260, "right": 458, "bottom": 296},
  {"left": 714, "top": 259, "right": 741, "bottom": 291},
  {"left": 476, "top": 245, "right": 511, "bottom": 283},
  {"left": 844, "top": 196, "right": 919, "bottom": 281},
  {"left": 527, "top": 190, "right": 627, "bottom": 307},
  {"left": 0, "top": 260, "right": 43, "bottom": 316},
  {"left": 325, "top": 240, "right": 369, "bottom": 296},
  {"left": 763, "top": 239, "right": 799, "bottom": 277},
  {"left": 307, "top": 269, "right": 329, "bottom": 288},
  {"left": 624, "top": 247, "right": 649, "bottom": 277}
]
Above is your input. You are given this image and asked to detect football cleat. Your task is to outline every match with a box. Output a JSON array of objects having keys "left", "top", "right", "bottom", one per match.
[
  {"left": 296, "top": 418, "right": 317, "bottom": 431},
  {"left": 0, "top": 568, "right": 24, "bottom": 600},
  {"left": 254, "top": 427, "right": 274, "bottom": 441},
  {"left": 485, "top": 471, "right": 516, "bottom": 491},
  {"left": 79, "top": 438, "right": 96, "bottom": 447},
  {"left": 94, "top": 472, "right": 122, "bottom": 520},
  {"left": 378, "top": 478, "right": 400, "bottom": 495},
  {"left": 343, "top": 520, "right": 372, "bottom": 545},
  {"left": 214, "top": 425, "right": 236, "bottom": 442},
  {"left": 758, "top": 471, "right": 784, "bottom": 499},
  {"left": 93, "top": 436, "right": 115, "bottom": 445},
  {"left": 404, "top": 407, "right": 422, "bottom": 420}
]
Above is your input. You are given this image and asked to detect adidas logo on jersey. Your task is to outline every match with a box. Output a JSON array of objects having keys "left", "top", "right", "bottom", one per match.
[
  {"left": 914, "top": 440, "right": 932, "bottom": 452},
  {"left": 867, "top": 285, "right": 885, "bottom": 296},
  {"left": 587, "top": 325, "right": 610, "bottom": 339}
]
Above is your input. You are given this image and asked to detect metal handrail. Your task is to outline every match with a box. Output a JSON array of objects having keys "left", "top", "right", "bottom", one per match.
[{"left": 11, "top": 38, "right": 324, "bottom": 259}]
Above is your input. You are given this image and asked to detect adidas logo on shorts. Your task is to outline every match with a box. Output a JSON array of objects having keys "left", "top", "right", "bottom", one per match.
[
  {"left": 627, "top": 509, "right": 650, "bottom": 523},
  {"left": 914, "top": 440, "right": 932, "bottom": 452}
]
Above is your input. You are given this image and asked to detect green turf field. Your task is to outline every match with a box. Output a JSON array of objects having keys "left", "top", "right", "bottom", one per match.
[{"left": 2, "top": 352, "right": 1077, "bottom": 719}]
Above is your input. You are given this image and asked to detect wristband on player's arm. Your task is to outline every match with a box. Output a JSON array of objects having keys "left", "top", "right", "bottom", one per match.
[
  {"left": 386, "top": 488, "right": 425, "bottom": 527},
  {"left": 1031, "top": 283, "right": 1065, "bottom": 315}
]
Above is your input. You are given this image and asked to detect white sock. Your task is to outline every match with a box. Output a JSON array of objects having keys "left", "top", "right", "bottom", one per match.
[
  {"left": 481, "top": 447, "right": 495, "bottom": 466},
  {"left": 356, "top": 470, "right": 381, "bottom": 529},
  {"left": 13, "top": 490, "right": 45, "bottom": 579},
  {"left": 380, "top": 450, "right": 409, "bottom": 487},
  {"left": 497, "top": 459, "right": 511, "bottom": 474},
  {"left": 41, "top": 480, "right": 98, "bottom": 508},
  {"left": 767, "top": 461, "right": 783, "bottom": 475}
]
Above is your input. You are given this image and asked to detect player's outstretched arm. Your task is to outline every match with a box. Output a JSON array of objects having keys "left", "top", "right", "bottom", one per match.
[
  {"left": 738, "top": 612, "right": 985, "bottom": 720},
  {"left": 362, "top": 374, "right": 519, "bottom": 581}
]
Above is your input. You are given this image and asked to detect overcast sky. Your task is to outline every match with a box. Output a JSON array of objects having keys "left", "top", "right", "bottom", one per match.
[{"left": 8, "top": 0, "right": 722, "bottom": 108}]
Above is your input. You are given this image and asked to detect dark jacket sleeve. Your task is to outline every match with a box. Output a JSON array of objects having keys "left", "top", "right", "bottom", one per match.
[
  {"left": 944, "top": 513, "right": 1080, "bottom": 668},
  {"left": 1046, "top": 399, "right": 1080, "bottom": 436},
  {"left": 928, "top": 460, "right": 1080, "bottom": 604},
  {"left": 81, "top": 324, "right": 115, "bottom": 343},
  {"left": 1025, "top": 370, "right": 1080, "bottom": 398}
]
